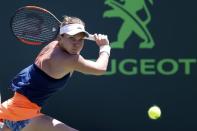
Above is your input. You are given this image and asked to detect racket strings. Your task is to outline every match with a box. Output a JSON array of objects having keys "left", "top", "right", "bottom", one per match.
[{"left": 12, "top": 8, "right": 59, "bottom": 43}]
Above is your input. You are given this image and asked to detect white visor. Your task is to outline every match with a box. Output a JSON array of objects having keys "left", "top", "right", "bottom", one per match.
[{"left": 59, "top": 24, "right": 89, "bottom": 37}]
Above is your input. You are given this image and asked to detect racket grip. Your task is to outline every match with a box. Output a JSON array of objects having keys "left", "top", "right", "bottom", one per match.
[{"left": 85, "top": 34, "right": 95, "bottom": 41}]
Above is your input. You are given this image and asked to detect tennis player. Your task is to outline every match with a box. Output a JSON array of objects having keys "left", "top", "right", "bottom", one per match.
[{"left": 0, "top": 16, "right": 111, "bottom": 131}]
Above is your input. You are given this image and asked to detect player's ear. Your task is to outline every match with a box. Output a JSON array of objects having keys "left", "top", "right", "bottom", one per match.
[{"left": 57, "top": 34, "right": 64, "bottom": 41}]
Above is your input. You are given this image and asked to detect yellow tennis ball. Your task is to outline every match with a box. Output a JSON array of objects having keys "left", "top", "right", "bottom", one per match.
[{"left": 148, "top": 105, "right": 161, "bottom": 120}]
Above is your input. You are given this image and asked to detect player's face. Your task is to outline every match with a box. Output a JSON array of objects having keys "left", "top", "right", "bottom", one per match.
[{"left": 61, "top": 33, "right": 85, "bottom": 54}]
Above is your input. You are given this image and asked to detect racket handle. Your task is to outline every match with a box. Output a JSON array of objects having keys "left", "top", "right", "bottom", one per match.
[{"left": 85, "top": 34, "right": 95, "bottom": 41}]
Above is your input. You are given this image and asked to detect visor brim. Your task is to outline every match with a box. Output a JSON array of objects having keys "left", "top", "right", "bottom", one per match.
[{"left": 65, "top": 29, "right": 89, "bottom": 37}]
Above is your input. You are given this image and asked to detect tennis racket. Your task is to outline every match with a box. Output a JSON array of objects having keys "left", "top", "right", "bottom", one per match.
[{"left": 10, "top": 6, "right": 95, "bottom": 45}]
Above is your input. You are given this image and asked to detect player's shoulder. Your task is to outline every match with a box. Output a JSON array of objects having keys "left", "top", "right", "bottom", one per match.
[
  {"left": 47, "top": 40, "right": 59, "bottom": 47},
  {"left": 68, "top": 54, "right": 81, "bottom": 61},
  {"left": 66, "top": 54, "right": 85, "bottom": 66}
]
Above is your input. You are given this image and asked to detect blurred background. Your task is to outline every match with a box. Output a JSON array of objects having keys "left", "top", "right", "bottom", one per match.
[{"left": 0, "top": 0, "right": 196, "bottom": 131}]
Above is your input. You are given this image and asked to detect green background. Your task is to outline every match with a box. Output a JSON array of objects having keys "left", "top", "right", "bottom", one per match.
[{"left": 0, "top": 0, "right": 196, "bottom": 131}]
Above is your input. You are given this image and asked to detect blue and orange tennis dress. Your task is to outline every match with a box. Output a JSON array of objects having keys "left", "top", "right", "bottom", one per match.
[{"left": 0, "top": 63, "right": 71, "bottom": 122}]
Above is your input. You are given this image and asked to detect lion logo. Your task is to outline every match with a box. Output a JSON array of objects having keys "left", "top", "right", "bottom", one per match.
[{"left": 103, "top": 0, "right": 155, "bottom": 49}]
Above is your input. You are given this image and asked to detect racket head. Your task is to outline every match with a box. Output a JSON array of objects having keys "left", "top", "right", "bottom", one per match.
[{"left": 10, "top": 6, "right": 60, "bottom": 45}]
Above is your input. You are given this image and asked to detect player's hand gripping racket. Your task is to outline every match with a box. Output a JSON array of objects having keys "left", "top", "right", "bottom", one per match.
[{"left": 10, "top": 6, "right": 95, "bottom": 45}]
